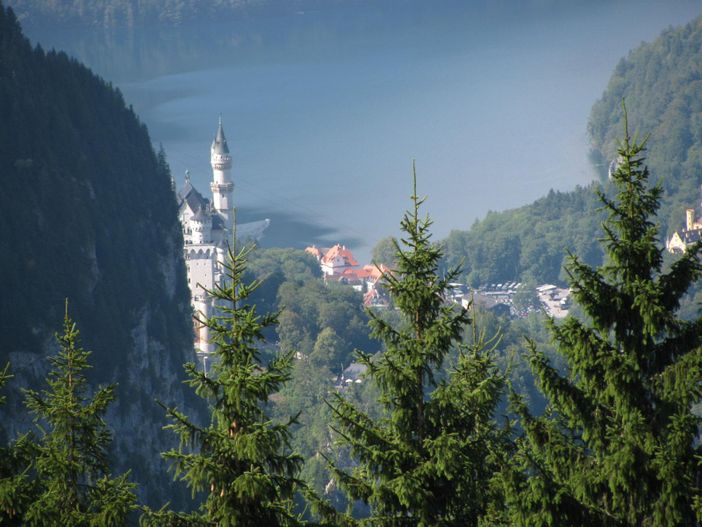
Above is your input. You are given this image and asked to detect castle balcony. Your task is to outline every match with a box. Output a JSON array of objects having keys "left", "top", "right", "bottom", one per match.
[
  {"left": 211, "top": 153, "right": 232, "bottom": 170},
  {"left": 211, "top": 181, "right": 234, "bottom": 192}
]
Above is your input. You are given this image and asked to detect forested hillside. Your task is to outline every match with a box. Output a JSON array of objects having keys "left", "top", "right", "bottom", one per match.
[
  {"left": 5, "top": 0, "right": 260, "bottom": 27},
  {"left": 590, "top": 15, "right": 702, "bottom": 236},
  {"left": 3, "top": 0, "right": 347, "bottom": 28},
  {"left": 440, "top": 14, "right": 702, "bottom": 287},
  {"left": 0, "top": 5, "right": 198, "bottom": 507},
  {"left": 441, "top": 185, "right": 604, "bottom": 286},
  {"left": 239, "top": 248, "right": 377, "bottom": 493}
]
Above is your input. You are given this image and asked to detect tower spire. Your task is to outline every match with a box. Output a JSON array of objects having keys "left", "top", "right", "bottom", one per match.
[
  {"left": 213, "top": 116, "right": 229, "bottom": 154},
  {"left": 210, "top": 116, "right": 234, "bottom": 230}
]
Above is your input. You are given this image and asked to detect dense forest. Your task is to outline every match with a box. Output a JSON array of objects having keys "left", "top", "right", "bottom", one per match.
[
  {"left": 5, "top": 0, "right": 261, "bottom": 27},
  {"left": 0, "top": 4, "right": 199, "bottom": 508},
  {"left": 440, "top": 185, "right": 604, "bottom": 286},
  {"left": 3, "top": 0, "right": 359, "bottom": 28}
]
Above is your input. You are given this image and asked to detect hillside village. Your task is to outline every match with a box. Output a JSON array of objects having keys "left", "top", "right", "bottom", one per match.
[
  {"left": 304, "top": 243, "right": 571, "bottom": 319},
  {"left": 302, "top": 242, "right": 572, "bottom": 391}
]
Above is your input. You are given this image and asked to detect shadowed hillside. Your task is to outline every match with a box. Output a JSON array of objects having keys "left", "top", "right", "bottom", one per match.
[{"left": 0, "top": 4, "right": 200, "bottom": 507}]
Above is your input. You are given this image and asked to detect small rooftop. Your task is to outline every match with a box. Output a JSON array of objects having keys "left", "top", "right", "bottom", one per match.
[
  {"left": 178, "top": 180, "right": 209, "bottom": 214},
  {"left": 322, "top": 244, "right": 359, "bottom": 267}
]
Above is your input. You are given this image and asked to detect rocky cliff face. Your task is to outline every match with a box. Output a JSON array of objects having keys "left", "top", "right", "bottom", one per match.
[{"left": 0, "top": 4, "right": 200, "bottom": 507}]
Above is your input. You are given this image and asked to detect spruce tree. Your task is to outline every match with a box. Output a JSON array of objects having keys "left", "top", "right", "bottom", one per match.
[
  {"left": 142, "top": 245, "right": 304, "bottom": 526},
  {"left": 319, "top": 165, "right": 505, "bottom": 526},
  {"left": 498, "top": 113, "right": 702, "bottom": 525},
  {"left": 22, "top": 304, "right": 136, "bottom": 526},
  {"left": 0, "top": 364, "right": 36, "bottom": 525}
]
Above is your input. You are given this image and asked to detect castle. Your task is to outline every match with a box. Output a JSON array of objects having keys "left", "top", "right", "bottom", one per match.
[
  {"left": 667, "top": 202, "right": 702, "bottom": 254},
  {"left": 177, "top": 118, "right": 268, "bottom": 356}
]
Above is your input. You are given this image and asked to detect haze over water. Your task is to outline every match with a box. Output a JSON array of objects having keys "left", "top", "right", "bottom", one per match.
[{"left": 26, "top": 0, "right": 702, "bottom": 261}]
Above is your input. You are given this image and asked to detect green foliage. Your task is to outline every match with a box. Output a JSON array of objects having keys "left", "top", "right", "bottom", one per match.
[
  {"left": 371, "top": 237, "right": 397, "bottom": 268},
  {"left": 144, "top": 246, "right": 304, "bottom": 526},
  {"left": 0, "top": 364, "right": 36, "bottom": 525},
  {"left": 277, "top": 279, "right": 372, "bottom": 376},
  {"left": 0, "top": 4, "right": 189, "bottom": 372},
  {"left": 245, "top": 247, "right": 373, "bottom": 376},
  {"left": 320, "top": 167, "right": 506, "bottom": 526},
  {"left": 244, "top": 248, "right": 321, "bottom": 317},
  {"left": 242, "top": 248, "right": 378, "bottom": 502},
  {"left": 276, "top": 356, "right": 336, "bottom": 498},
  {"left": 442, "top": 186, "right": 604, "bottom": 286},
  {"left": 22, "top": 305, "right": 136, "bottom": 526},
  {"left": 497, "top": 117, "right": 702, "bottom": 525}
]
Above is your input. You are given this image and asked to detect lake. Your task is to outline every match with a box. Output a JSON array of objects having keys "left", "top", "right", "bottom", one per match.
[{"left": 23, "top": 0, "right": 702, "bottom": 262}]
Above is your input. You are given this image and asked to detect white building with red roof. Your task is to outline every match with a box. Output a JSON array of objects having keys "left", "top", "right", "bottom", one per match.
[
  {"left": 320, "top": 244, "right": 359, "bottom": 276},
  {"left": 306, "top": 243, "right": 392, "bottom": 307}
]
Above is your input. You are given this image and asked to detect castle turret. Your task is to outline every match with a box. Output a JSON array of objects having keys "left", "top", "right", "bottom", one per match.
[
  {"left": 210, "top": 117, "right": 234, "bottom": 230},
  {"left": 687, "top": 208, "right": 696, "bottom": 231}
]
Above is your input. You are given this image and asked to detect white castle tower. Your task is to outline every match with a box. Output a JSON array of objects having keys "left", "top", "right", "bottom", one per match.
[
  {"left": 177, "top": 117, "right": 269, "bottom": 362},
  {"left": 210, "top": 117, "right": 234, "bottom": 231}
]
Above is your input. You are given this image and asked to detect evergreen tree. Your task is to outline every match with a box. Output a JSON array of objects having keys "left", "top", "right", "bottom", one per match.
[
  {"left": 0, "top": 363, "right": 36, "bottom": 525},
  {"left": 22, "top": 303, "right": 136, "bottom": 526},
  {"left": 142, "top": 245, "right": 304, "bottom": 527},
  {"left": 497, "top": 113, "right": 702, "bottom": 525},
  {"left": 319, "top": 165, "right": 505, "bottom": 526}
]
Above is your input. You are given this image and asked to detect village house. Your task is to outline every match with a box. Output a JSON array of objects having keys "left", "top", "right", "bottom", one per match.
[{"left": 305, "top": 244, "right": 391, "bottom": 307}]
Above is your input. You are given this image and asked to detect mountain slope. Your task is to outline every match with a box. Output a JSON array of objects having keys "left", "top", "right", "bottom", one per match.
[
  {"left": 0, "top": 4, "right": 198, "bottom": 507},
  {"left": 5, "top": 0, "right": 266, "bottom": 27},
  {"left": 442, "top": 14, "right": 702, "bottom": 286},
  {"left": 589, "top": 14, "right": 702, "bottom": 235}
]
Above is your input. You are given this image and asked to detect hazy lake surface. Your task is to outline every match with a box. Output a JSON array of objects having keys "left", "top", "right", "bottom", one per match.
[{"left": 25, "top": 0, "right": 702, "bottom": 261}]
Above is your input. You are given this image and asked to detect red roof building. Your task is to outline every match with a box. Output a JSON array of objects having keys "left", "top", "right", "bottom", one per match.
[
  {"left": 304, "top": 244, "right": 392, "bottom": 307},
  {"left": 305, "top": 245, "right": 323, "bottom": 261},
  {"left": 320, "top": 244, "right": 359, "bottom": 276}
]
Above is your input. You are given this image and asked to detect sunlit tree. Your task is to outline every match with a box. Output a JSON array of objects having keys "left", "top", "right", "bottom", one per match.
[
  {"left": 0, "top": 364, "right": 36, "bottom": 526},
  {"left": 318, "top": 165, "right": 506, "bottom": 526},
  {"left": 23, "top": 304, "right": 136, "bottom": 526},
  {"left": 498, "top": 111, "right": 702, "bottom": 526},
  {"left": 143, "top": 246, "right": 304, "bottom": 526}
]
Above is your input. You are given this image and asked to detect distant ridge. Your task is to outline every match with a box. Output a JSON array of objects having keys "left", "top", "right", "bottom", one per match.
[{"left": 5, "top": 0, "right": 289, "bottom": 28}]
